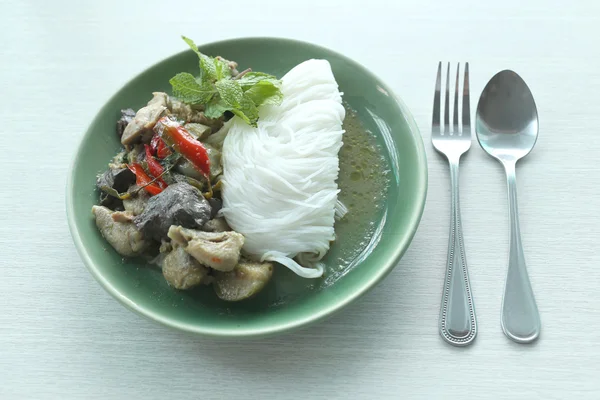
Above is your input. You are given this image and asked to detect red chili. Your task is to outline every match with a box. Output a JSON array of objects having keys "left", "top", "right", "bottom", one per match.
[
  {"left": 128, "top": 163, "right": 163, "bottom": 195},
  {"left": 156, "top": 139, "right": 172, "bottom": 159},
  {"left": 150, "top": 133, "right": 172, "bottom": 159},
  {"left": 144, "top": 145, "right": 167, "bottom": 188},
  {"left": 150, "top": 134, "right": 161, "bottom": 155},
  {"left": 156, "top": 117, "right": 210, "bottom": 178}
]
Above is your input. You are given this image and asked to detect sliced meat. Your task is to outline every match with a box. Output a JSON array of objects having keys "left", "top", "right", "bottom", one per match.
[
  {"left": 213, "top": 259, "right": 273, "bottom": 301},
  {"left": 202, "top": 217, "right": 230, "bottom": 233},
  {"left": 162, "top": 245, "right": 210, "bottom": 290},
  {"left": 122, "top": 185, "right": 150, "bottom": 215},
  {"left": 168, "top": 226, "right": 244, "bottom": 272},
  {"left": 134, "top": 182, "right": 212, "bottom": 241},
  {"left": 92, "top": 205, "right": 148, "bottom": 257},
  {"left": 121, "top": 92, "right": 168, "bottom": 146},
  {"left": 111, "top": 210, "right": 134, "bottom": 223},
  {"left": 116, "top": 108, "right": 136, "bottom": 138}
]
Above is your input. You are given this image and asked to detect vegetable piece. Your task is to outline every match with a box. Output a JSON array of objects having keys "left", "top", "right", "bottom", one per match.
[
  {"left": 184, "top": 123, "right": 212, "bottom": 141},
  {"left": 155, "top": 117, "right": 210, "bottom": 178},
  {"left": 92, "top": 206, "right": 148, "bottom": 257},
  {"left": 151, "top": 134, "right": 172, "bottom": 159},
  {"left": 156, "top": 140, "right": 172, "bottom": 159},
  {"left": 116, "top": 108, "right": 136, "bottom": 138},
  {"left": 96, "top": 167, "right": 136, "bottom": 207},
  {"left": 133, "top": 182, "right": 212, "bottom": 241},
  {"left": 97, "top": 167, "right": 136, "bottom": 194},
  {"left": 167, "top": 226, "right": 244, "bottom": 272},
  {"left": 204, "top": 143, "right": 222, "bottom": 179},
  {"left": 144, "top": 145, "right": 167, "bottom": 188},
  {"left": 213, "top": 260, "right": 273, "bottom": 301},
  {"left": 127, "top": 163, "right": 163, "bottom": 196},
  {"left": 176, "top": 158, "right": 204, "bottom": 181},
  {"left": 162, "top": 245, "right": 210, "bottom": 290}
]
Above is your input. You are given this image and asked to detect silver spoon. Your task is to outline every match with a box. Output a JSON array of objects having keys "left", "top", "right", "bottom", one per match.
[{"left": 475, "top": 70, "right": 541, "bottom": 344}]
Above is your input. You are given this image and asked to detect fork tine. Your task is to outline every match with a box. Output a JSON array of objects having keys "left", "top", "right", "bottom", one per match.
[
  {"left": 432, "top": 62, "right": 441, "bottom": 133},
  {"left": 462, "top": 62, "right": 471, "bottom": 133},
  {"left": 444, "top": 62, "right": 450, "bottom": 133},
  {"left": 453, "top": 63, "right": 460, "bottom": 134}
]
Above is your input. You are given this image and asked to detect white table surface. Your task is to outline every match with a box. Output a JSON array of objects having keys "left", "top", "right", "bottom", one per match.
[{"left": 2, "top": 0, "right": 599, "bottom": 398}]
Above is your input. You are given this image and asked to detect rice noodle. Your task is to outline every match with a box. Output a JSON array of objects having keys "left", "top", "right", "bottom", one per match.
[{"left": 221, "top": 59, "right": 345, "bottom": 278}]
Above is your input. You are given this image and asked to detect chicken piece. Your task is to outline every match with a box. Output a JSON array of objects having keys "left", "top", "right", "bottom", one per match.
[
  {"left": 92, "top": 205, "right": 147, "bottom": 257},
  {"left": 121, "top": 92, "right": 168, "bottom": 146},
  {"left": 213, "top": 259, "right": 273, "bottom": 301},
  {"left": 111, "top": 210, "right": 134, "bottom": 223},
  {"left": 162, "top": 245, "right": 210, "bottom": 290},
  {"left": 122, "top": 185, "right": 150, "bottom": 215},
  {"left": 133, "top": 182, "right": 212, "bottom": 242},
  {"left": 168, "top": 226, "right": 244, "bottom": 272},
  {"left": 202, "top": 217, "right": 230, "bottom": 233}
]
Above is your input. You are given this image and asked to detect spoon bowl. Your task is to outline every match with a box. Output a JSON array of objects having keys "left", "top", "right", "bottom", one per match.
[
  {"left": 476, "top": 70, "right": 539, "bottom": 161},
  {"left": 475, "top": 69, "right": 541, "bottom": 344}
]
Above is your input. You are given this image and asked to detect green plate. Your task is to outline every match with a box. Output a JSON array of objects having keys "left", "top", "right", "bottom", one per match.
[{"left": 66, "top": 38, "right": 427, "bottom": 338}]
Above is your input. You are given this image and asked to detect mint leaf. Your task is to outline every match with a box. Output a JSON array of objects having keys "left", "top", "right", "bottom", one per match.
[
  {"left": 244, "top": 80, "right": 283, "bottom": 107},
  {"left": 232, "top": 94, "right": 259, "bottom": 126},
  {"left": 214, "top": 58, "right": 232, "bottom": 80},
  {"left": 181, "top": 36, "right": 217, "bottom": 82},
  {"left": 216, "top": 79, "right": 243, "bottom": 108},
  {"left": 169, "top": 72, "right": 215, "bottom": 104},
  {"left": 204, "top": 98, "right": 232, "bottom": 119},
  {"left": 200, "top": 54, "right": 217, "bottom": 82},
  {"left": 238, "top": 72, "right": 280, "bottom": 90},
  {"left": 175, "top": 36, "right": 284, "bottom": 127},
  {"left": 181, "top": 36, "right": 201, "bottom": 57}
]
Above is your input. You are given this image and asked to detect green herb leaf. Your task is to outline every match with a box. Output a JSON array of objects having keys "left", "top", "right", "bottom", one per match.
[
  {"left": 181, "top": 36, "right": 201, "bottom": 57},
  {"left": 181, "top": 36, "right": 217, "bottom": 82},
  {"left": 214, "top": 58, "right": 232, "bottom": 80},
  {"left": 216, "top": 79, "right": 244, "bottom": 108},
  {"left": 204, "top": 98, "right": 232, "bottom": 119},
  {"left": 244, "top": 80, "right": 283, "bottom": 107},
  {"left": 169, "top": 72, "right": 216, "bottom": 104},
  {"left": 200, "top": 55, "right": 217, "bottom": 82},
  {"left": 238, "top": 72, "right": 280, "bottom": 90},
  {"left": 173, "top": 36, "right": 284, "bottom": 127},
  {"left": 232, "top": 94, "right": 259, "bottom": 127}
]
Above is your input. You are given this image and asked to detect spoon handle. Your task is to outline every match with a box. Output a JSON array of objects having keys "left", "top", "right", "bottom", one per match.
[
  {"left": 502, "top": 162, "right": 541, "bottom": 343},
  {"left": 439, "top": 160, "right": 477, "bottom": 346}
]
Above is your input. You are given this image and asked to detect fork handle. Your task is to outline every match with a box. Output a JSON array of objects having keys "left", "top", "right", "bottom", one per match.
[{"left": 439, "top": 159, "right": 477, "bottom": 346}]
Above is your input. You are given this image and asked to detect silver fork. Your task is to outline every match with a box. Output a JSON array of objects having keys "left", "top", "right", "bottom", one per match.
[{"left": 432, "top": 62, "right": 477, "bottom": 347}]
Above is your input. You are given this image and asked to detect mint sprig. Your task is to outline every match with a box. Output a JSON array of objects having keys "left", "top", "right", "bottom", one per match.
[{"left": 169, "top": 36, "right": 283, "bottom": 127}]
